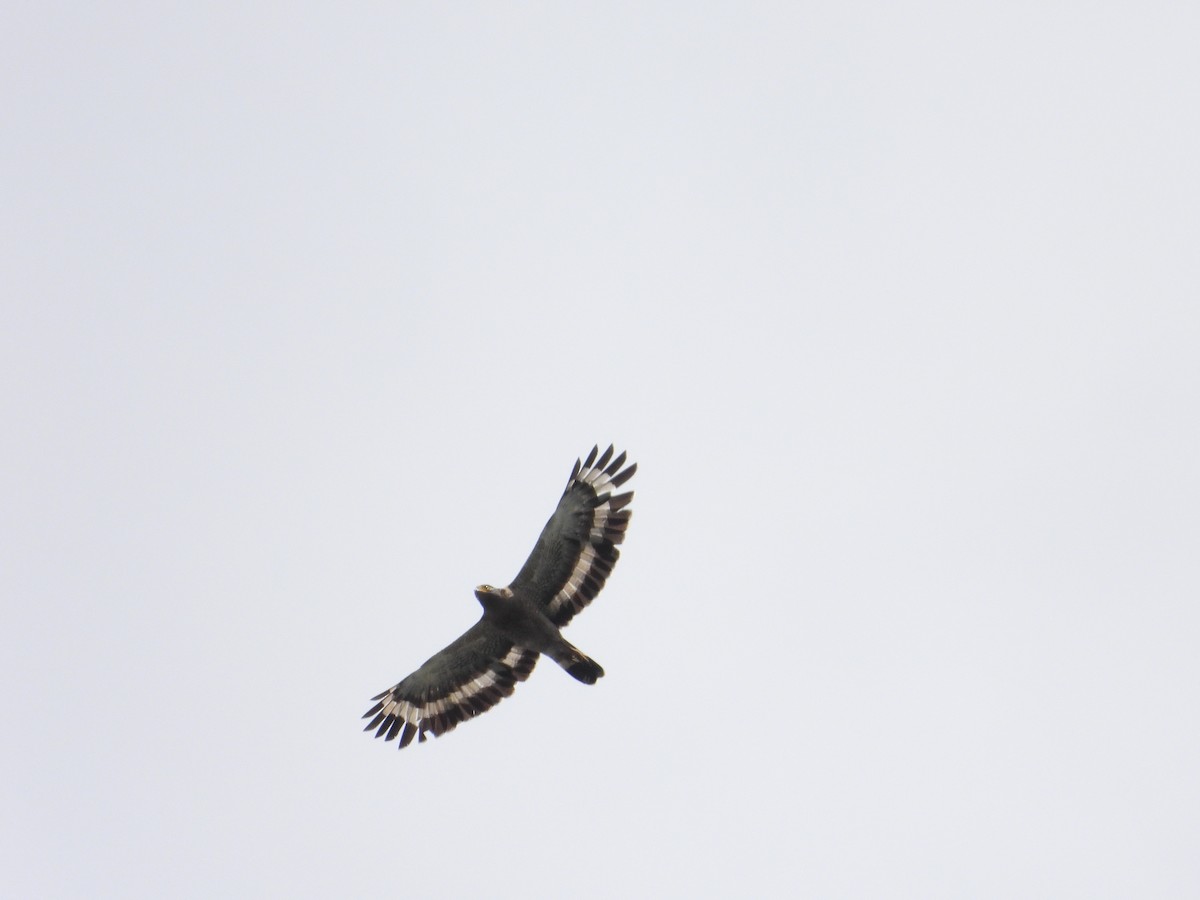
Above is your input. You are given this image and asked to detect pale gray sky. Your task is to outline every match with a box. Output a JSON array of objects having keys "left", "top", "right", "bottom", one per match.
[{"left": 4, "top": 3, "right": 1199, "bottom": 897}]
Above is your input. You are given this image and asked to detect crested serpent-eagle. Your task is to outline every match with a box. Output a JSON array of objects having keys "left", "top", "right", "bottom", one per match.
[{"left": 362, "top": 445, "right": 636, "bottom": 749}]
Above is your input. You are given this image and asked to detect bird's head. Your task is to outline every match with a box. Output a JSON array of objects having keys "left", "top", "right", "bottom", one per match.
[{"left": 474, "top": 584, "right": 513, "bottom": 609}]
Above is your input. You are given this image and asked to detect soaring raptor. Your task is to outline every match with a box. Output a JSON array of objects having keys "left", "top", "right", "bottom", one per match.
[{"left": 362, "top": 445, "right": 636, "bottom": 749}]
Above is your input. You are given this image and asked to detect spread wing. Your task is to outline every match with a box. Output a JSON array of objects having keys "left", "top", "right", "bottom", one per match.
[
  {"left": 508, "top": 444, "right": 636, "bottom": 627},
  {"left": 362, "top": 621, "right": 538, "bottom": 749}
]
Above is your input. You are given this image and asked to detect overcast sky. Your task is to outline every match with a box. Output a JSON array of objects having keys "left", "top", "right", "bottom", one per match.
[{"left": 4, "top": 3, "right": 1199, "bottom": 897}]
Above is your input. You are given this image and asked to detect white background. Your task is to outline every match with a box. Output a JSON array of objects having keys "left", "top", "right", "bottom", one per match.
[{"left": 4, "top": 3, "right": 1198, "bottom": 897}]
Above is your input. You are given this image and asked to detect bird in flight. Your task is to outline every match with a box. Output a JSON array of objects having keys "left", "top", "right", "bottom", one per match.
[{"left": 362, "top": 445, "right": 636, "bottom": 749}]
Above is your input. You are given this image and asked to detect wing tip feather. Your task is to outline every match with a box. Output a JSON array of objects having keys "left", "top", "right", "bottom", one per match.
[{"left": 611, "top": 461, "right": 637, "bottom": 487}]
